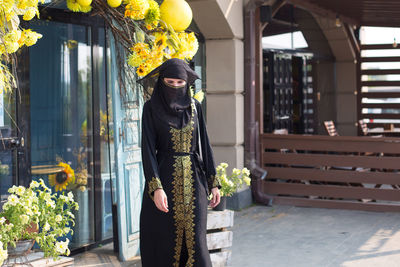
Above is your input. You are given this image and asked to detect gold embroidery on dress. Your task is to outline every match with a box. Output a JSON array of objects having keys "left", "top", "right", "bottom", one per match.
[
  {"left": 169, "top": 121, "right": 194, "bottom": 153},
  {"left": 171, "top": 102, "right": 196, "bottom": 267},
  {"left": 148, "top": 177, "right": 162, "bottom": 200}
]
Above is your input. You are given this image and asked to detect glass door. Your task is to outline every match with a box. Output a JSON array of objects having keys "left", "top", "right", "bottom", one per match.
[
  {"left": 0, "top": 90, "right": 19, "bottom": 208},
  {"left": 29, "top": 20, "right": 95, "bottom": 248}
]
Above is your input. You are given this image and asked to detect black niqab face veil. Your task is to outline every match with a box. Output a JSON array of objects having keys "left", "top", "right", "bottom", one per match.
[{"left": 138, "top": 58, "right": 200, "bottom": 128}]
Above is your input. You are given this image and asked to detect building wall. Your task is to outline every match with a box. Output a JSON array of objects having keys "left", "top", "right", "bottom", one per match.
[{"left": 189, "top": 0, "right": 251, "bottom": 209}]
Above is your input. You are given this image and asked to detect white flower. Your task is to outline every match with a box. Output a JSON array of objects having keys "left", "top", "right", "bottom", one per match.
[
  {"left": 43, "top": 222, "right": 50, "bottom": 231},
  {"left": 243, "top": 177, "right": 251, "bottom": 186},
  {"left": 232, "top": 168, "right": 241, "bottom": 176},
  {"left": 242, "top": 168, "right": 250, "bottom": 176},
  {"left": 55, "top": 239, "right": 70, "bottom": 254},
  {"left": 0, "top": 217, "right": 6, "bottom": 224},
  {"left": 55, "top": 215, "right": 62, "bottom": 223},
  {"left": 8, "top": 185, "right": 18, "bottom": 194},
  {"left": 30, "top": 180, "right": 40, "bottom": 188},
  {"left": 67, "top": 192, "right": 74, "bottom": 202},
  {"left": 20, "top": 214, "right": 29, "bottom": 225},
  {"left": 66, "top": 211, "right": 75, "bottom": 219},
  {"left": 26, "top": 208, "right": 33, "bottom": 216},
  {"left": 46, "top": 200, "right": 56, "bottom": 208},
  {"left": 32, "top": 206, "right": 40, "bottom": 216},
  {"left": 15, "top": 186, "right": 25, "bottom": 196},
  {"left": 0, "top": 245, "right": 7, "bottom": 265},
  {"left": 7, "top": 194, "right": 19, "bottom": 206}
]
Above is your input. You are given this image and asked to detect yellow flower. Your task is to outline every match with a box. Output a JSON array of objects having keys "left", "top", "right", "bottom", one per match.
[
  {"left": 145, "top": 0, "right": 160, "bottom": 25},
  {"left": 48, "top": 162, "right": 75, "bottom": 192},
  {"left": 132, "top": 42, "right": 149, "bottom": 55},
  {"left": 1, "top": 0, "right": 14, "bottom": 13},
  {"left": 154, "top": 33, "right": 167, "bottom": 50},
  {"left": 80, "top": 4, "right": 92, "bottom": 13},
  {"left": 23, "top": 8, "right": 37, "bottom": 20},
  {"left": 20, "top": 29, "right": 42, "bottom": 47},
  {"left": 193, "top": 90, "right": 204, "bottom": 103},
  {"left": 127, "top": 52, "right": 142, "bottom": 67},
  {"left": 124, "top": 0, "right": 149, "bottom": 20},
  {"left": 136, "top": 63, "right": 151, "bottom": 77},
  {"left": 186, "top": 32, "right": 199, "bottom": 59},
  {"left": 66, "top": 0, "right": 81, "bottom": 12}
]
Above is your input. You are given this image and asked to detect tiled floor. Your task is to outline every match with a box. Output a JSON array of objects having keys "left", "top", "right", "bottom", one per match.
[{"left": 73, "top": 243, "right": 141, "bottom": 267}]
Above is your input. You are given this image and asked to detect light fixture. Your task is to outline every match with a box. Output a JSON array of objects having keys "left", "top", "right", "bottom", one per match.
[
  {"left": 335, "top": 15, "right": 341, "bottom": 27},
  {"left": 393, "top": 37, "right": 398, "bottom": 48}
]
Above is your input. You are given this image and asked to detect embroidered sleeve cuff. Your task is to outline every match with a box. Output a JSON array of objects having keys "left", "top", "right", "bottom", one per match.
[
  {"left": 208, "top": 175, "right": 221, "bottom": 192},
  {"left": 148, "top": 177, "right": 163, "bottom": 199}
]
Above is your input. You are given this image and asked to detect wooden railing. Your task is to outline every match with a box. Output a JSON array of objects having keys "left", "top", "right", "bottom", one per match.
[{"left": 261, "top": 134, "right": 400, "bottom": 212}]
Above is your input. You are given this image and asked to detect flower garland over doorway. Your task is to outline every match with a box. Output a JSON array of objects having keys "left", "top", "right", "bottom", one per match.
[{"left": 0, "top": 0, "right": 199, "bottom": 98}]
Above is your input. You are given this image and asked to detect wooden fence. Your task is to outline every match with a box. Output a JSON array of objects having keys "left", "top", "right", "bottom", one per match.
[{"left": 261, "top": 134, "right": 400, "bottom": 212}]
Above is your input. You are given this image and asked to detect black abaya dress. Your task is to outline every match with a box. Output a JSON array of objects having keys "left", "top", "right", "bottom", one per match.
[{"left": 140, "top": 99, "right": 220, "bottom": 267}]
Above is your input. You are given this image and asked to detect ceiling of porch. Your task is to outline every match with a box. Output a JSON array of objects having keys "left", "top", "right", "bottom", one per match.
[{"left": 287, "top": 0, "right": 400, "bottom": 27}]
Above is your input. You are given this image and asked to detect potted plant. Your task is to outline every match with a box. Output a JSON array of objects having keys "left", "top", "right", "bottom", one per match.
[
  {"left": 0, "top": 179, "right": 79, "bottom": 265},
  {"left": 213, "top": 163, "right": 251, "bottom": 211}
]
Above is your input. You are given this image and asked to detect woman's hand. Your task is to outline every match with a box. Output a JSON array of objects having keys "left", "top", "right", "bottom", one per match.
[
  {"left": 209, "top": 187, "right": 221, "bottom": 208},
  {"left": 154, "top": 189, "right": 169, "bottom": 213}
]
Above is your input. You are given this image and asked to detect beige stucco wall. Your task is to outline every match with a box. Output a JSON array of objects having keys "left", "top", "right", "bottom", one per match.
[{"left": 189, "top": 0, "right": 245, "bottom": 175}]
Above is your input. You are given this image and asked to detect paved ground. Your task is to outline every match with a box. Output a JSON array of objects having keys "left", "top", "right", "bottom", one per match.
[
  {"left": 73, "top": 205, "right": 400, "bottom": 267},
  {"left": 232, "top": 205, "right": 400, "bottom": 267}
]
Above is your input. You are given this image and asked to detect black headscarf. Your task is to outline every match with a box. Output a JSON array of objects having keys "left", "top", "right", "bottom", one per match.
[{"left": 138, "top": 59, "right": 200, "bottom": 128}]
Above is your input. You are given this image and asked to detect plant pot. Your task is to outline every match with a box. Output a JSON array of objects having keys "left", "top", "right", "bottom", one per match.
[
  {"left": 213, "top": 196, "right": 227, "bottom": 211},
  {"left": 7, "top": 239, "right": 35, "bottom": 257}
]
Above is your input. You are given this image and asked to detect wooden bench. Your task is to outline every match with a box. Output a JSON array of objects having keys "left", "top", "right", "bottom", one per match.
[{"left": 207, "top": 209, "right": 234, "bottom": 267}]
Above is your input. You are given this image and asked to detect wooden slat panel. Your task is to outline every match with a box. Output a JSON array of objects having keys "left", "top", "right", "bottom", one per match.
[
  {"left": 263, "top": 182, "right": 400, "bottom": 201},
  {"left": 367, "top": 123, "right": 400, "bottom": 127},
  {"left": 361, "top": 69, "right": 400, "bottom": 75},
  {"left": 272, "top": 196, "right": 400, "bottom": 212},
  {"left": 261, "top": 134, "right": 400, "bottom": 154},
  {"left": 210, "top": 250, "right": 232, "bottom": 267},
  {"left": 207, "top": 210, "right": 234, "bottom": 230},
  {"left": 265, "top": 167, "right": 400, "bottom": 185},
  {"left": 263, "top": 152, "right": 400, "bottom": 169},
  {"left": 361, "top": 103, "right": 400, "bottom": 109},
  {"left": 207, "top": 231, "right": 233, "bottom": 250},
  {"left": 361, "top": 57, "right": 400, "bottom": 62},
  {"left": 361, "top": 80, "right": 400, "bottom": 87},
  {"left": 361, "top": 44, "right": 400, "bottom": 50},
  {"left": 361, "top": 92, "right": 400, "bottom": 98},
  {"left": 361, "top": 113, "right": 400, "bottom": 119}
]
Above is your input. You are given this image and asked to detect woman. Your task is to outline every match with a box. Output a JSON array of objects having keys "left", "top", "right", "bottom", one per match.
[{"left": 140, "top": 58, "right": 221, "bottom": 267}]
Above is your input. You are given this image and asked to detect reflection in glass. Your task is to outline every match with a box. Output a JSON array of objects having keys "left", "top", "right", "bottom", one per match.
[{"left": 29, "top": 21, "right": 94, "bottom": 248}]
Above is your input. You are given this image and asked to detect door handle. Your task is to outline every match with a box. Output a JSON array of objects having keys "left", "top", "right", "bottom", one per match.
[
  {"left": 10, "top": 138, "right": 20, "bottom": 148},
  {"left": 119, "top": 127, "right": 124, "bottom": 142}
]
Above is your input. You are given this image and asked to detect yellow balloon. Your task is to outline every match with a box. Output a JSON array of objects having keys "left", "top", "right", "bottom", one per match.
[
  {"left": 160, "top": 0, "right": 193, "bottom": 32},
  {"left": 77, "top": 0, "right": 92, "bottom": 6},
  {"left": 107, "top": 0, "right": 122, "bottom": 8}
]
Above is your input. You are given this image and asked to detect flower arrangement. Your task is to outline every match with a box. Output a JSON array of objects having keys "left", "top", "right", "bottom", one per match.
[
  {"left": 1, "top": 0, "right": 199, "bottom": 103},
  {"left": 216, "top": 163, "right": 251, "bottom": 197},
  {"left": 0, "top": 180, "right": 79, "bottom": 265}
]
